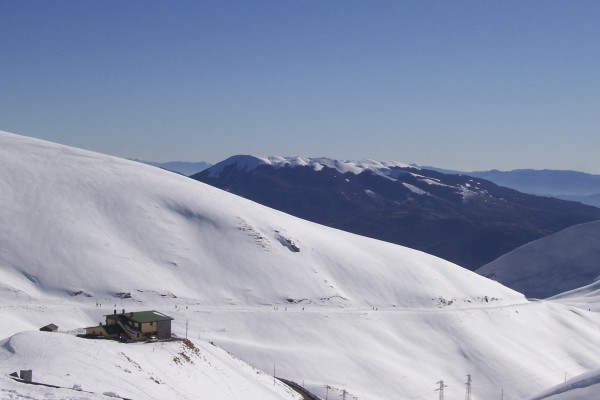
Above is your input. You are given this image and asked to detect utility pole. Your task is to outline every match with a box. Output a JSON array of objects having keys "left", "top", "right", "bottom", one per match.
[
  {"left": 500, "top": 388, "right": 504, "bottom": 400},
  {"left": 273, "top": 364, "right": 276, "bottom": 386},
  {"left": 185, "top": 318, "right": 188, "bottom": 339},
  {"left": 435, "top": 380, "right": 447, "bottom": 400},
  {"left": 465, "top": 374, "right": 472, "bottom": 400}
]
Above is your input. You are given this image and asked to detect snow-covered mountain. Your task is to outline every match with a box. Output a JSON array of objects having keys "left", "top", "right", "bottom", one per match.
[
  {"left": 193, "top": 155, "right": 600, "bottom": 269},
  {"left": 0, "top": 137, "right": 510, "bottom": 308},
  {"left": 203, "top": 155, "right": 413, "bottom": 178},
  {"left": 2, "top": 131, "right": 600, "bottom": 399},
  {"left": 477, "top": 221, "right": 600, "bottom": 299},
  {"left": 526, "top": 281, "right": 600, "bottom": 399},
  {"left": 527, "top": 368, "right": 600, "bottom": 400}
]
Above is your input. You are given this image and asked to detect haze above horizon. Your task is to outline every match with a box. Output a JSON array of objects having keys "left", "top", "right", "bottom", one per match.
[{"left": 1, "top": 1, "right": 599, "bottom": 173}]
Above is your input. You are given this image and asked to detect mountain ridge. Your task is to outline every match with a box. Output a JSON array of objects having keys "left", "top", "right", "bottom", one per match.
[
  {"left": 193, "top": 155, "right": 600, "bottom": 269},
  {"left": 424, "top": 166, "right": 600, "bottom": 207},
  {"left": 477, "top": 220, "right": 600, "bottom": 299}
]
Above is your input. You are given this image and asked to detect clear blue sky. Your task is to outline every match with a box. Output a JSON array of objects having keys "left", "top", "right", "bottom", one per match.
[{"left": 1, "top": 1, "right": 599, "bottom": 172}]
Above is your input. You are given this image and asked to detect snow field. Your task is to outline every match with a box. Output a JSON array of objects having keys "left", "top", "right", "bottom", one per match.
[
  {"left": 0, "top": 330, "right": 301, "bottom": 400},
  {"left": 2, "top": 130, "right": 600, "bottom": 399}
]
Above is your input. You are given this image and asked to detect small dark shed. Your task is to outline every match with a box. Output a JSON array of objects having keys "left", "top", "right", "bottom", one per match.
[
  {"left": 39, "top": 323, "right": 58, "bottom": 332},
  {"left": 20, "top": 370, "right": 32, "bottom": 382}
]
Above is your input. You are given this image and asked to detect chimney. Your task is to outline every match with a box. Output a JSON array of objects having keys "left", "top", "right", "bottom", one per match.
[
  {"left": 113, "top": 309, "right": 116, "bottom": 315},
  {"left": 122, "top": 308, "right": 125, "bottom": 314}
]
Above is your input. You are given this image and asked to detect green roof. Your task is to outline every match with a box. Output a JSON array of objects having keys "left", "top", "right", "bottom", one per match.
[{"left": 107, "top": 310, "right": 174, "bottom": 323}]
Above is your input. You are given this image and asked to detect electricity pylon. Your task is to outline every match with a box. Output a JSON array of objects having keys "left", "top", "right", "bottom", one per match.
[
  {"left": 435, "top": 380, "right": 447, "bottom": 400},
  {"left": 465, "top": 374, "right": 472, "bottom": 400}
]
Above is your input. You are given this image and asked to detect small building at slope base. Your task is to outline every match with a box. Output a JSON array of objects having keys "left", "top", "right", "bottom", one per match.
[
  {"left": 84, "top": 309, "right": 173, "bottom": 342},
  {"left": 39, "top": 323, "right": 58, "bottom": 332}
]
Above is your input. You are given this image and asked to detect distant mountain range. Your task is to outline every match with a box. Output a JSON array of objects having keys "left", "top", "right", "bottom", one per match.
[
  {"left": 136, "top": 159, "right": 600, "bottom": 208},
  {"left": 477, "top": 220, "right": 600, "bottom": 299},
  {"left": 131, "top": 159, "right": 211, "bottom": 176},
  {"left": 192, "top": 156, "right": 600, "bottom": 269},
  {"left": 425, "top": 167, "right": 600, "bottom": 208}
]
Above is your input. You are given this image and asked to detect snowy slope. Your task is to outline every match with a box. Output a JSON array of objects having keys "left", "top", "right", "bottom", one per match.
[
  {"left": 552, "top": 280, "right": 600, "bottom": 303},
  {"left": 477, "top": 221, "right": 600, "bottom": 299},
  {"left": 2, "top": 130, "right": 600, "bottom": 399},
  {"left": 0, "top": 131, "right": 522, "bottom": 309},
  {"left": 527, "top": 368, "right": 600, "bottom": 400},
  {"left": 0, "top": 331, "right": 300, "bottom": 400}
]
